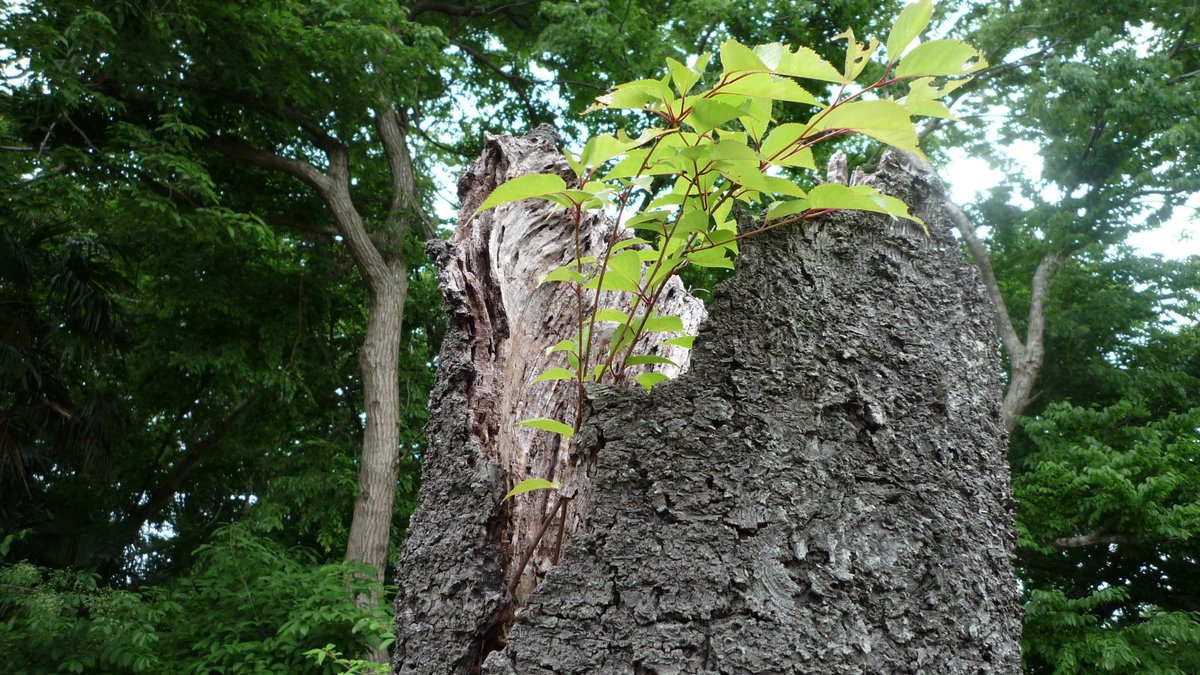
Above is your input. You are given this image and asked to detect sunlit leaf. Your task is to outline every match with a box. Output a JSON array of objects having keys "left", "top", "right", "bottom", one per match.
[
  {"left": 811, "top": 100, "right": 922, "bottom": 157},
  {"left": 719, "top": 39, "right": 767, "bottom": 74},
  {"left": 760, "top": 122, "right": 818, "bottom": 168},
  {"left": 540, "top": 264, "right": 587, "bottom": 285},
  {"left": 642, "top": 314, "right": 684, "bottom": 333},
  {"left": 886, "top": 0, "right": 933, "bottom": 62},
  {"left": 471, "top": 173, "right": 566, "bottom": 220},
  {"left": 767, "top": 43, "right": 843, "bottom": 83},
  {"left": 593, "top": 308, "right": 631, "bottom": 324},
  {"left": 624, "top": 354, "right": 678, "bottom": 367},
  {"left": 667, "top": 57, "right": 700, "bottom": 95},
  {"left": 896, "top": 39, "right": 987, "bottom": 78},
  {"left": 633, "top": 372, "right": 670, "bottom": 392},
  {"left": 808, "top": 183, "right": 924, "bottom": 225},
  {"left": 517, "top": 418, "right": 575, "bottom": 440},
  {"left": 662, "top": 335, "right": 696, "bottom": 349},
  {"left": 501, "top": 477, "right": 562, "bottom": 503},
  {"left": 533, "top": 367, "right": 578, "bottom": 383},
  {"left": 833, "top": 28, "right": 879, "bottom": 83},
  {"left": 766, "top": 198, "right": 812, "bottom": 221},
  {"left": 687, "top": 98, "right": 744, "bottom": 134}
]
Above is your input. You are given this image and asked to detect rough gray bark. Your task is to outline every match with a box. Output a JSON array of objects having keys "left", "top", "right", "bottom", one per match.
[
  {"left": 393, "top": 129, "right": 1021, "bottom": 674},
  {"left": 392, "top": 126, "right": 704, "bottom": 673}
]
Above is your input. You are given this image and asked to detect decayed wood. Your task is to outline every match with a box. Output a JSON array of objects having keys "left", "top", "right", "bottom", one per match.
[{"left": 392, "top": 125, "right": 704, "bottom": 673}]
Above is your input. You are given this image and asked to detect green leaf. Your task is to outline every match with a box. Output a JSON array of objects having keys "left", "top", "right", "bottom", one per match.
[
  {"left": 739, "top": 95, "right": 773, "bottom": 142},
  {"left": 642, "top": 314, "right": 684, "bottom": 333},
  {"left": 517, "top": 418, "right": 575, "bottom": 440},
  {"left": 760, "top": 123, "right": 818, "bottom": 168},
  {"left": 602, "top": 249, "right": 643, "bottom": 293},
  {"left": 896, "top": 39, "right": 987, "bottom": 78},
  {"left": 766, "top": 198, "right": 812, "bottom": 221},
  {"left": 719, "top": 39, "right": 767, "bottom": 74},
  {"left": 667, "top": 57, "right": 700, "bottom": 95},
  {"left": 579, "top": 135, "right": 623, "bottom": 170},
  {"left": 546, "top": 339, "right": 577, "bottom": 356},
  {"left": 607, "top": 78, "right": 673, "bottom": 109},
  {"left": 811, "top": 100, "right": 922, "bottom": 157},
  {"left": 471, "top": 173, "right": 566, "bottom": 219},
  {"left": 808, "top": 183, "right": 924, "bottom": 225},
  {"left": 833, "top": 29, "right": 879, "bottom": 83},
  {"left": 687, "top": 98, "right": 745, "bottom": 134},
  {"left": 502, "top": 477, "right": 562, "bottom": 503},
  {"left": 604, "top": 149, "right": 650, "bottom": 180},
  {"left": 540, "top": 264, "right": 587, "bottom": 285},
  {"left": 900, "top": 77, "right": 969, "bottom": 120},
  {"left": 886, "top": 0, "right": 933, "bottom": 62},
  {"left": 592, "top": 308, "right": 631, "bottom": 324},
  {"left": 662, "top": 335, "right": 696, "bottom": 349},
  {"left": 633, "top": 372, "right": 670, "bottom": 392},
  {"left": 624, "top": 354, "right": 678, "bottom": 367},
  {"left": 769, "top": 44, "right": 844, "bottom": 82},
  {"left": 533, "top": 367, "right": 578, "bottom": 383},
  {"left": 715, "top": 74, "right": 817, "bottom": 105}
]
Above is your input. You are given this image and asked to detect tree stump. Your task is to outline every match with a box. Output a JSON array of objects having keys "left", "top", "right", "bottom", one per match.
[{"left": 392, "top": 127, "right": 1021, "bottom": 674}]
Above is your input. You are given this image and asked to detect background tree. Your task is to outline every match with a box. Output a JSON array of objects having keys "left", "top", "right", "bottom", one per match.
[
  {"left": 2, "top": 0, "right": 1198, "bottom": 671},
  {"left": 942, "top": 0, "right": 1200, "bottom": 670}
]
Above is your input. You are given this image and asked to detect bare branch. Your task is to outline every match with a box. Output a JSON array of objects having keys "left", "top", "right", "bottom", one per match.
[
  {"left": 376, "top": 107, "right": 438, "bottom": 242},
  {"left": 1048, "top": 531, "right": 1135, "bottom": 549},
  {"left": 205, "top": 134, "right": 330, "bottom": 193},
  {"left": 452, "top": 39, "right": 540, "bottom": 122},
  {"left": 946, "top": 203, "right": 1024, "bottom": 361}
]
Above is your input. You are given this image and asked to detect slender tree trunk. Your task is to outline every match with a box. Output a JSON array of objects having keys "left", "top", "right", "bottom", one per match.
[
  {"left": 393, "top": 130, "right": 1021, "bottom": 674},
  {"left": 944, "top": 199, "right": 1063, "bottom": 430},
  {"left": 345, "top": 271, "right": 408, "bottom": 584}
]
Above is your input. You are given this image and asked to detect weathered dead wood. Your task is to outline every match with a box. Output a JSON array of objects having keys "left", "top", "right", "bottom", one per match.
[{"left": 392, "top": 125, "right": 704, "bottom": 672}]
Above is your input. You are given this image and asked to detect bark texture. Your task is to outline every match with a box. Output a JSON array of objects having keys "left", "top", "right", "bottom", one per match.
[
  {"left": 394, "top": 130, "right": 1021, "bottom": 674},
  {"left": 392, "top": 126, "right": 704, "bottom": 673}
]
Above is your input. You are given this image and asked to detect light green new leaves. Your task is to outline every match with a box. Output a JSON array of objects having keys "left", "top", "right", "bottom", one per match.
[
  {"left": 667, "top": 57, "right": 700, "bottom": 96},
  {"left": 502, "top": 477, "right": 562, "bottom": 503},
  {"left": 808, "top": 184, "right": 924, "bottom": 227},
  {"left": 755, "top": 43, "right": 843, "bottom": 83},
  {"left": 896, "top": 39, "right": 987, "bottom": 78},
  {"left": 471, "top": 173, "right": 566, "bottom": 220},
  {"left": 886, "top": 0, "right": 933, "bottom": 62},
  {"left": 811, "top": 100, "right": 923, "bottom": 158},
  {"left": 833, "top": 29, "right": 879, "bottom": 83},
  {"left": 518, "top": 417, "right": 575, "bottom": 440},
  {"left": 719, "top": 39, "right": 766, "bottom": 74}
]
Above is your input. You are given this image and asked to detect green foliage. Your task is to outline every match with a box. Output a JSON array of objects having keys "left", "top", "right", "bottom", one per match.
[
  {"left": 0, "top": 524, "right": 391, "bottom": 674},
  {"left": 1024, "top": 586, "right": 1200, "bottom": 674},
  {"left": 150, "top": 524, "right": 392, "bottom": 674},
  {"left": 479, "top": 5, "right": 982, "bottom": 457},
  {"left": 0, "top": 560, "right": 161, "bottom": 674},
  {"left": 1015, "top": 401, "right": 1200, "bottom": 672}
]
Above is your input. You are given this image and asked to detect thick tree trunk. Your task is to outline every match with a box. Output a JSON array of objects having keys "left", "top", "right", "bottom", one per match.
[{"left": 393, "top": 129, "right": 1021, "bottom": 674}]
